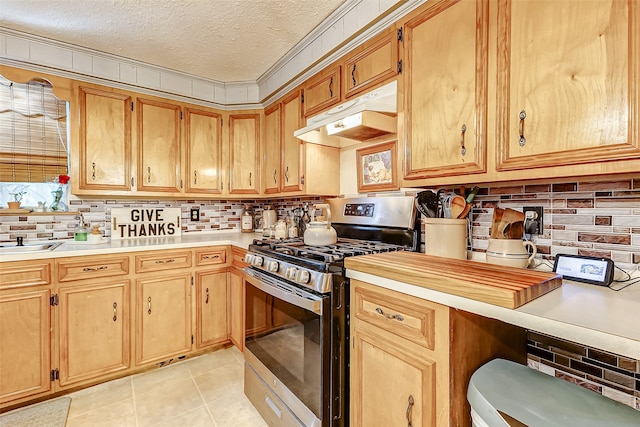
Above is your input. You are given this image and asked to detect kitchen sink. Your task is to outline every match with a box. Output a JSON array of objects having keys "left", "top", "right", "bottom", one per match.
[{"left": 0, "top": 241, "right": 62, "bottom": 253}]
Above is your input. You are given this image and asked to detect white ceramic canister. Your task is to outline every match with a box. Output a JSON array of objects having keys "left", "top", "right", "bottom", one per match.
[
  {"left": 423, "top": 218, "right": 468, "bottom": 260},
  {"left": 262, "top": 205, "right": 276, "bottom": 237}
]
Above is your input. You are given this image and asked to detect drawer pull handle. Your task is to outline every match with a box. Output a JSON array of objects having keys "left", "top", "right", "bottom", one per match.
[
  {"left": 205, "top": 288, "right": 209, "bottom": 304},
  {"left": 265, "top": 396, "right": 282, "bottom": 419},
  {"left": 249, "top": 172, "right": 252, "bottom": 187},
  {"left": 273, "top": 169, "right": 277, "bottom": 184},
  {"left": 194, "top": 170, "right": 198, "bottom": 185},
  {"left": 202, "top": 254, "right": 220, "bottom": 260},
  {"left": 284, "top": 166, "right": 289, "bottom": 182},
  {"left": 147, "top": 166, "right": 151, "bottom": 183},
  {"left": 460, "top": 124, "right": 467, "bottom": 156},
  {"left": 113, "top": 302, "right": 117, "bottom": 322},
  {"left": 83, "top": 266, "right": 108, "bottom": 272},
  {"left": 92, "top": 162, "right": 96, "bottom": 180},
  {"left": 406, "top": 395, "right": 414, "bottom": 427},
  {"left": 329, "top": 76, "right": 334, "bottom": 97},
  {"left": 351, "top": 64, "right": 357, "bottom": 87},
  {"left": 147, "top": 296, "right": 152, "bottom": 315},
  {"left": 155, "top": 259, "right": 175, "bottom": 264},
  {"left": 375, "top": 307, "right": 404, "bottom": 321}
]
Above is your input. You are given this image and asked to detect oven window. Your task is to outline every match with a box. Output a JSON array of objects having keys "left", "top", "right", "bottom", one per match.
[{"left": 245, "top": 282, "right": 327, "bottom": 419}]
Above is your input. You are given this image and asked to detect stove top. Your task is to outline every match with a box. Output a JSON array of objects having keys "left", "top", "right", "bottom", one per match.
[
  {"left": 251, "top": 237, "right": 405, "bottom": 264},
  {"left": 245, "top": 237, "right": 406, "bottom": 293}
]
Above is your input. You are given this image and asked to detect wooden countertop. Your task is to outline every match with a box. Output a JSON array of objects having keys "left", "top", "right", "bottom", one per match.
[{"left": 344, "top": 252, "right": 562, "bottom": 309}]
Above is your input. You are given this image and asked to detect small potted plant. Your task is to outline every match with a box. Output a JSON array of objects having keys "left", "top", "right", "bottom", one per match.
[{"left": 7, "top": 189, "right": 27, "bottom": 209}]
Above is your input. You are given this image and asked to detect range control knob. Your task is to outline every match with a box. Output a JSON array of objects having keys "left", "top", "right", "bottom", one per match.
[
  {"left": 296, "top": 270, "right": 310, "bottom": 284},
  {"left": 251, "top": 256, "right": 263, "bottom": 267},
  {"left": 243, "top": 254, "right": 253, "bottom": 264},
  {"left": 266, "top": 260, "right": 279, "bottom": 272},
  {"left": 285, "top": 267, "right": 297, "bottom": 280}
]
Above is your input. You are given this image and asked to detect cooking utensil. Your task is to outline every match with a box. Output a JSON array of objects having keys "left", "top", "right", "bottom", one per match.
[
  {"left": 457, "top": 202, "right": 471, "bottom": 219},
  {"left": 490, "top": 208, "right": 504, "bottom": 238},
  {"left": 416, "top": 190, "right": 439, "bottom": 218},
  {"left": 303, "top": 203, "right": 337, "bottom": 245},
  {"left": 450, "top": 195, "right": 466, "bottom": 219},
  {"left": 466, "top": 186, "right": 480, "bottom": 203}
]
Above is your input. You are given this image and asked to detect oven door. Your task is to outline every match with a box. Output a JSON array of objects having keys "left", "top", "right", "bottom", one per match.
[{"left": 243, "top": 269, "right": 330, "bottom": 427}]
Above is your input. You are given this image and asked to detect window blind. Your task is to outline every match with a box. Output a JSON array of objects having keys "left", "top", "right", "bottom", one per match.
[{"left": 0, "top": 75, "right": 69, "bottom": 182}]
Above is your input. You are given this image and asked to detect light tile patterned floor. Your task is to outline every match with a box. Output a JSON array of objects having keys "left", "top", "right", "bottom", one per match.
[{"left": 63, "top": 346, "right": 267, "bottom": 427}]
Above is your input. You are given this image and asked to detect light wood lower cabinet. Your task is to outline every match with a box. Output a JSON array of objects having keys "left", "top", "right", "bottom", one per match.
[
  {"left": 228, "top": 247, "right": 248, "bottom": 351},
  {"left": 135, "top": 272, "right": 192, "bottom": 365},
  {"left": 195, "top": 269, "right": 228, "bottom": 348},
  {"left": 0, "top": 286, "right": 52, "bottom": 405},
  {"left": 58, "top": 279, "right": 130, "bottom": 386},
  {"left": 350, "top": 279, "right": 526, "bottom": 426}
]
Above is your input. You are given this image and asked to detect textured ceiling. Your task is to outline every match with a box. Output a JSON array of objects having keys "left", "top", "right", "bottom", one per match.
[{"left": 0, "top": 0, "right": 346, "bottom": 82}]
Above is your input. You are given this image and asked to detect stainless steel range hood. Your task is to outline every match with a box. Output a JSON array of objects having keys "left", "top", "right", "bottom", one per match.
[{"left": 294, "top": 80, "right": 397, "bottom": 148}]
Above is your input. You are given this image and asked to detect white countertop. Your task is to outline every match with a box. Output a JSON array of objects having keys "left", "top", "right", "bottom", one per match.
[
  {"left": 346, "top": 264, "right": 640, "bottom": 360},
  {"left": 0, "top": 231, "right": 259, "bottom": 262}
]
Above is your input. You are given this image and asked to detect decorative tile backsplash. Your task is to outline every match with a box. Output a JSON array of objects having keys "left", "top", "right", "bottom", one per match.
[{"left": 527, "top": 331, "right": 640, "bottom": 410}]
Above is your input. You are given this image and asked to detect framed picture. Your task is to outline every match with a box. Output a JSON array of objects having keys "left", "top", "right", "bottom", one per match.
[{"left": 356, "top": 141, "right": 399, "bottom": 193}]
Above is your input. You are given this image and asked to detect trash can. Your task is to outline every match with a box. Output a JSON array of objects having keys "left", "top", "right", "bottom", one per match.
[{"left": 467, "top": 359, "right": 640, "bottom": 427}]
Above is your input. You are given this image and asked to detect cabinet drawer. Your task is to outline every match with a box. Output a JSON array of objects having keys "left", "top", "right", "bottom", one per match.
[
  {"left": 57, "top": 256, "right": 129, "bottom": 282},
  {"left": 0, "top": 261, "right": 51, "bottom": 289},
  {"left": 352, "top": 280, "right": 440, "bottom": 350},
  {"left": 195, "top": 247, "right": 227, "bottom": 266},
  {"left": 135, "top": 250, "right": 192, "bottom": 273}
]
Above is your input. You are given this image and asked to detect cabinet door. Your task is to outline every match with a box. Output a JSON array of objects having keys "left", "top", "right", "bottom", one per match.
[
  {"left": 263, "top": 104, "right": 281, "bottom": 194},
  {"left": 496, "top": 0, "right": 640, "bottom": 170},
  {"left": 303, "top": 65, "right": 341, "bottom": 118},
  {"left": 195, "top": 269, "right": 228, "bottom": 348},
  {"left": 350, "top": 326, "right": 435, "bottom": 427},
  {"left": 58, "top": 280, "right": 130, "bottom": 386},
  {"left": 403, "top": 0, "right": 487, "bottom": 181},
  {"left": 137, "top": 98, "right": 182, "bottom": 192},
  {"left": 135, "top": 273, "right": 191, "bottom": 365},
  {"left": 344, "top": 28, "right": 398, "bottom": 98},
  {"left": 184, "top": 108, "right": 223, "bottom": 194},
  {"left": 228, "top": 267, "right": 244, "bottom": 351},
  {"left": 229, "top": 113, "right": 260, "bottom": 194},
  {"left": 0, "top": 288, "right": 51, "bottom": 404},
  {"left": 78, "top": 86, "right": 132, "bottom": 191},
  {"left": 281, "top": 90, "right": 304, "bottom": 193}
]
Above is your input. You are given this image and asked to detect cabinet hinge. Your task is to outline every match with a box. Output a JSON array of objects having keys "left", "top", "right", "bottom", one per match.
[
  {"left": 301, "top": 92, "right": 304, "bottom": 103},
  {"left": 397, "top": 27, "right": 403, "bottom": 42},
  {"left": 191, "top": 276, "right": 194, "bottom": 286},
  {"left": 221, "top": 119, "right": 223, "bottom": 126},
  {"left": 191, "top": 335, "right": 194, "bottom": 344},
  {"left": 50, "top": 294, "right": 59, "bottom": 306},
  {"left": 50, "top": 369, "right": 59, "bottom": 381},
  {"left": 180, "top": 110, "right": 183, "bottom": 120},
  {"left": 131, "top": 101, "right": 134, "bottom": 111},
  {"left": 397, "top": 60, "right": 403, "bottom": 74}
]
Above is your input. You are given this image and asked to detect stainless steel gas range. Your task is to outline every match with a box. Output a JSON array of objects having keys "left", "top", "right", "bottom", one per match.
[{"left": 242, "top": 196, "right": 418, "bottom": 427}]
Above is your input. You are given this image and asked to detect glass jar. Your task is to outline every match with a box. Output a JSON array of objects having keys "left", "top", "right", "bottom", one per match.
[{"left": 241, "top": 204, "right": 254, "bottom": 233}]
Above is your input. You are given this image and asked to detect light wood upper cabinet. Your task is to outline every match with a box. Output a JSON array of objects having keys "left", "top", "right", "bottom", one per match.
[
  {"left": 229, "top": 113, "right": 260, "bottom": 195},
  {"left": 261, "top": 89, "right": 304, "bottom": 195},
  {"left": 263, "top": 104, "right": 281, "bottom": 195},
  {"left": 78, "top": 86, "right": 132, "bottom": 191},
  {"left": 184, "top": 108, "right": 223, "bottom": 194},
  {"left": 303, "top": 65, "right": 341, "bottom": 118},
  {"left": 58, "top": 280, "right": 130, "bottom": 387},
  {"left": 344, "top": 27, "right": 399, "bottom": 99},
  {"left": 496, "top": 0, "right": 640, "bottom": 171},
  {"left": 136, "top": 98, "right": 182, "bottom": 193},
  {"left": 402, "top": 0, "right": 488, "bottom": 182},
  {"left": 281, "top": 90, "right": 304, "bottom": 193}
]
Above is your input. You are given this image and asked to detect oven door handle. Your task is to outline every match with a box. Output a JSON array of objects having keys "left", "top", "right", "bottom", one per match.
[{"left": 244, "top": 272, "right": 323, "bottom": 316}]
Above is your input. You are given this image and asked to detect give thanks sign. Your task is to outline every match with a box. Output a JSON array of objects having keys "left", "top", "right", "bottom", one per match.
[{"left": 111, "top": 208, "right": 182, "bottom": 239}]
